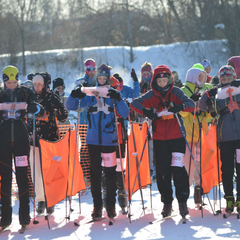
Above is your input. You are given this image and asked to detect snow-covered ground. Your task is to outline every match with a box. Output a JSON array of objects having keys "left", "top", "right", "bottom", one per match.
[{"left": 2, "top": 182, "right": 240, "bottom": 240}]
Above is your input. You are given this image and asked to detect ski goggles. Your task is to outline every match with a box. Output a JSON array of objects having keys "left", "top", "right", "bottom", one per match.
[
  {"left": 156, "top": 72, "right": 171, "bottom": 78},
  {"left": 86, "top": 67, "right": 96, "bottom": 71}
]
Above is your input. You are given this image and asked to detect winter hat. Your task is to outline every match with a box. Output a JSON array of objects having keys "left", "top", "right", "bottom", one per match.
[
  {"left": 53, "top": 77, "right": 65, "bottom": 90},
  {"left": 200, "top": 59, "right": 211, "bottom": 69},
  {"left": 218, "top": 65, "right": 236, "bottom": 82},
  {"left": 185, "top": 68, "right": 207, "bottom": 88},
  {"left": 84, "top": 58, "right": 96, "bottom": 76},
  {"left": 26, "top": 73, "right": 34, "bottom": 81},
  {"left": 210, "top": 75, "right": 220, "bottom": 86},
  {"left": 192, "top": 63, "right": 204, "bottom": 71},
  {"left": 227, "top": 56, "right": 240, "bottom": 78},
  {"left": 2, "top": 65, "right": 19, "bottom": 82},
  {"left": 109, "top": 76, "right": 120, "bottom": 91},
  {"left": 33, "top": 72, "right": 51, "bottom": 96},
  {"left": 141, "top": 63, "right": 152, "bottom": 74},
  {"left": 96, "top": 64, "right": 111, "bottom": 85},
  {"left": 113, "top": 73, "right": 123, "bottom": 91},
  {"left": 151, "top": 65, "right": 174, "bottom": 92},
  {"left": 33, "top": 75, "right": 44, "bottom": 85}
]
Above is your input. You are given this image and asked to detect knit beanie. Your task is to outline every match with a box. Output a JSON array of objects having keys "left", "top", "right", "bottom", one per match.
[
  {"left": 192, "top": 63, "right": 204, "bottom": 71},
  {"left": 218, "top": 65, "right": 236, "bottom": 82},
  {"left": 53, "top": 77, "right": 65, "bottom": 90},
  {"left": 96, "top": 64, "right": 111, "bottom": 85},
  {"left": 227, "top": 56, "right": 240, "bottom": 78},
  {"left": 200, "top": 59, "right": 211, "bottom": 69}
]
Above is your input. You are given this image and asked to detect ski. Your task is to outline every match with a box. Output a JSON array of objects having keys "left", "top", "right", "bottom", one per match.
[
  {"left": 19, "top": 225, "right": 27, "bottom": 234},
  {"left": 109, "top": 217, "right": 114, "bottom": 226},
  {"left": 0, "top": 225, "right": 11, "bottom": 234},
  {"left": 85, "top": 217, "right": 106, "bottom": 224},
  {"left": 149, "top": 214, "right": 178, "bottom": 224}
]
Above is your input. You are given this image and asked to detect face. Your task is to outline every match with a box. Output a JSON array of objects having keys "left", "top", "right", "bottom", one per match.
[
  {"left": 221, "top": 77, "right": 232, "bottom": 85},
  {"left": 86, "top": 67, "right": 96, "bottom": 77},
  {"left": 156, "top": 77, "right": 168, "bottom": 88},
  {"left": 33, "top": 82, "right": 44, "bottom": 94},
  {"left": 56, "top": 86, "right": 65, "bottom": 93},
  {"left": 142, "top": 71, "right": 151, "bottom": 78},
  {"left": 98, "top": 76, "right": 107, "bottom": 86},
  {"left": 5, "top": 80, "right": 18, "bottom": 90},
  {"left": 205, "top": 66, "right": 211, "bottom": 74},
  {"left": 198, "top": 72, "right": 205, "bottom": 83}
]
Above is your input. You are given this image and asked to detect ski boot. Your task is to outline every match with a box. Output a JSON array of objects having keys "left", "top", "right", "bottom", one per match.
[
  {"left": 194, "top": 185, "right": 202, "bottom": 205},
  {"left": 179, "top": 202, "right": 188, "bottom": 223},
  {"left": 91, "top": 206, "right": 103, "bottom": 219},
  {"left": 161, "top": 203, "right": 172, "bottom": 218},
  {"left": 106, "top": 206, "right": 116, "bottom": 218},
  {"left": 47, "top": 206, "right": 55, "bottom": 214},
  {"left": 37, "top": 201, "right": 45, "bottom": 215},
  {"left": 118, "top": 189, "right": 128, "bottom": 214},
  {"left": 225, "top": 196, "right": 235, "bottom": 213}
]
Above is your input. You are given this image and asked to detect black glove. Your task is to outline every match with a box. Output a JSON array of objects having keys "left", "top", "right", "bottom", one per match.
[
  {"left": 143, "top": 108, "right": 158, "bottom": 120},
  {"left": 131, "top": 68, "right": 138, "bottom": 82},
  {"left": 107, "top": 89, "right": 122, "bottom": 101},
  {"left": 27, "top": 103, "right": 44, "bottom": 116},
  {"left": 168, "top": 104, "right": 184, "bottom": 114},
  {"left": 71, "top": 85, "right": 86, "bottom": 99},
  {"left": 141, "top": 82, "right": 149, "bottom": 92},
  {"left": 208, "top": 88, "right": 218, "bottom": 98},
  {"left": 190, "top": 93, "right": 201, "bottom": 102},
  {"left": 51, "top": 94, "right": 61, "bottom": 107},
  {"left": 230, "top": 80, "right": 240, "bottom": 88},
  {"left": 82, "top": 81, "right": 88, "bottom": 87}
]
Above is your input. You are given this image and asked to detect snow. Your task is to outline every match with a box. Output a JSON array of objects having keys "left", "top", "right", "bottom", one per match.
[
  {"left": 2, "top": 183, "right": 240, "bottom": 239},
  {"left": 0, "top": 39, "right": 238, "bottom": 239}
]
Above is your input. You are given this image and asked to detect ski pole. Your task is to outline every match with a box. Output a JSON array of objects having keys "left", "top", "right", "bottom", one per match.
[{"left": 173, "top": 110, "right": 200, "bottom": 177}]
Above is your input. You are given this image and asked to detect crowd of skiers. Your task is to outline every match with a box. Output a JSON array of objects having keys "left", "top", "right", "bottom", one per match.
[{"left": 0, "top": 55, "right": 240, "bottom": 230}]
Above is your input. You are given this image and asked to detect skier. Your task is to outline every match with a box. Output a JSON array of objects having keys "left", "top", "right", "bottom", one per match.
[
  {"left": 200, "top": 59, "right": 212, "bottom": 83},
  {"left": 180, "top": 67, "right": 213, "bottom": 205},
  {"left": 28, "top": 72, "right": 68, "bottom": 215},
  {"left": 0, "top": 65, "right": 44, "bottom": 230},
  {"left": 130, "top": 64, "right": 195, "bottom": 219},
  {"left": 199, "top": 65, "right": 240, "bottom": 214},
  {"left": 101, "top": 76, "right": 128, "bottom": 213},
  {"left": 66, "top": 64, "right": 129, "bottom": 220},
  {"left": 52, "top": 77, "right": 70, "bottom": 125},
  {"left": 20, "top": 72, "right": 34, "bottom": 91},
  {"left": 74, "top": 58, "right": 97, "bottom": 124}
]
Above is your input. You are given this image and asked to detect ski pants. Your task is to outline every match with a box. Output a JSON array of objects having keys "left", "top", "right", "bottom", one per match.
[
  {"left": 0, "top": 120, "right": 30, "bottom": 226},
  {"left": 88, "top": 144, "right": 117, "bottom": 207},
  {"left": 153, "top": 138, "right": 190, "bottom": 204},
  {"left": 220, "top": 140, "right": 240, "bottom": 198}
]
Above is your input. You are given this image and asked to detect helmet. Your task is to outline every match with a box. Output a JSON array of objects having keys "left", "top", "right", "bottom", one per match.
[
  {"left": 3, "top": 65, "right": 19, "bottom": 82},
  {"left": 84, "top": 58, "right": 96, "bottom": 77}
]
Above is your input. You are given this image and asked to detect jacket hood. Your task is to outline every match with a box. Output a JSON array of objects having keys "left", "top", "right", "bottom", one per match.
[
  {"left": 185, "top": 68, "right": 207, "bottom": 88},
  {"left": 228, "top": 56, "right": 240, "bottom": 78},
  {"left": 151, "top": 65, "right": 174, "bottom": 95}
]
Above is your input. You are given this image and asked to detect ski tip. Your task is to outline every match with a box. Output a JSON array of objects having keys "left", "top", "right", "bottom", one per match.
[{"left": 74, "top": 222, "right": 80, "bottom": 226}]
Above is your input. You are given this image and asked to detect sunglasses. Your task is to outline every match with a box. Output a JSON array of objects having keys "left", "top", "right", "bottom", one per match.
[{"left": 86, "top": 67, "right": 96, "bottom": 71}]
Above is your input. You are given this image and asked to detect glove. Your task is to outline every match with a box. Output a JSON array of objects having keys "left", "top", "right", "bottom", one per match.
[
  {"left": 71, "top": 85, "right": 86, "bottom": 99},
  {"left": 27, "top": 103, "right": 44, "bottom": 115},
  {"left": 141, "top": 82, "right": 149, "bottom": 92},
  {"left": 143, "top": 108, "right": 158, "bottom": 120},
  {"left": 208, "top": 88, "right": 218, "bottom": 98},
  {"left": 230, "top": 80, "right": 240, "bottom": 88},
  {"left": 82, "top": 81, "right": 88, "bottom": 87},
  {"left": 131, "top": 68, "right": 138, "bottom": 82},
  {"left": 51, "top": 94, "right": 61, "bottom": 107},
  {"left": 168, "top": 103, "right": 184, "bottom": 114},
  {"left": 190, "top": 93, "right": 201, "bottom": 102},
  {"left": 107, "top": 89, "right": 122, "bottom": 101}
]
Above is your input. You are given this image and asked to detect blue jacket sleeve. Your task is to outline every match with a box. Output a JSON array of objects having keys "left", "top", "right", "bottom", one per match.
[
  {"left": 115, "top": 99, "right": 129, "bottom": 119},
  {"left": 133, "top": 80, "right": 140, "bottom": 98},
  {"left": 66, "top": 95, "right": 80, "bottom": 110}
]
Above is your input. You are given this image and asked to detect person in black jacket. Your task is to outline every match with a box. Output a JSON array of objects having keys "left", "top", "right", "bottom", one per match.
[
  {"left": 0, "top": 65, "right": 44, "bottom": 229},
  {"left": 28, "top": 72, "right": 68, "bottom": 215}
]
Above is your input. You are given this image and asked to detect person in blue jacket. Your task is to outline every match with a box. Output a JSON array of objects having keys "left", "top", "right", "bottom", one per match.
[
  {"left": 113, "top": 71, "right": 140, "bottom": 99},
  {"left": 74, "top": 58, "right": 97, "bottom": 124},
  {"left": 66, "top": 64, "right": 129, "bottom": 219}
]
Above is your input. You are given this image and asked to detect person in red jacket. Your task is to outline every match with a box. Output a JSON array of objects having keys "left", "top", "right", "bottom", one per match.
[{"left": 130, "top": 65, "right": 195, "bottom": 218}]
